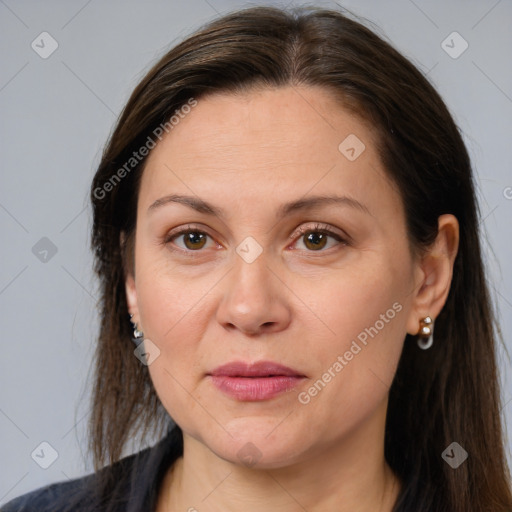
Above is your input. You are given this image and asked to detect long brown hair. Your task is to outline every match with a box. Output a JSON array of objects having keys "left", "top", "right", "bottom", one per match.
[{"left": 89, "top": 6, "right": 512, "bottom": 511}]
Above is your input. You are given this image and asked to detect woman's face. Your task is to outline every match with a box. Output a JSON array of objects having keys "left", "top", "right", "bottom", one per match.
[{"left": 126, "top": 86, "right": 423, "bottom": 468}]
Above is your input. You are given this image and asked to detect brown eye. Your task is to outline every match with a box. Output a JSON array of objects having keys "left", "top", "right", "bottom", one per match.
[
  {"left": 293, "top": 224, "right": 347, "bottom": 252},
  {"left": 165, "top": 228, "right": 214, "bottom": 252},
  {"left": 182, "top": 232, "right": 208, "bottom": 250},
  {"left": 303, "top": 231, "right": 328, "bottom": 251}
]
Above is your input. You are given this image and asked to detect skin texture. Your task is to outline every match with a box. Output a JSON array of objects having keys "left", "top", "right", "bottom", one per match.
[{"left": 125, "top": 86, "right": 459, "bottom": 511}]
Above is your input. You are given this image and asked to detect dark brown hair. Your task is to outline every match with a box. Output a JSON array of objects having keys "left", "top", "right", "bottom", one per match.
[{"left": 89, "top": 6, "right": 512, "bottom": 511}]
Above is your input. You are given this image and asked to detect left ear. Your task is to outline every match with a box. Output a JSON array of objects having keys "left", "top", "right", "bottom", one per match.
[{"left": 406, "top": 214, "right": 460, "bottom": 336}]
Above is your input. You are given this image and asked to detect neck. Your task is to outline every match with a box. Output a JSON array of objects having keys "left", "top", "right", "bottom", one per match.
[{"left": 157, "top": 403, "right": 402, "bottom": 511}]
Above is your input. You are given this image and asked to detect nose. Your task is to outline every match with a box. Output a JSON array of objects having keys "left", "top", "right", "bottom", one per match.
[{"left": 215, "top": 252, "right": 292, "bottom": 336}]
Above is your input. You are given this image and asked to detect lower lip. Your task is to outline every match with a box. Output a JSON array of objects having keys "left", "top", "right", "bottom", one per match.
[{"left": 209, "top": 375, "right": 304, "bottom": 401}]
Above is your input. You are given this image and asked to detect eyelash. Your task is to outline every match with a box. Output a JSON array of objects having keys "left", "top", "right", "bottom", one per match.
[
  {"left": 163, "top": 223, "right": 349, "bottom": 256},
  {"left": 290, "top": 223, "right": 348, "bottom": 251}
]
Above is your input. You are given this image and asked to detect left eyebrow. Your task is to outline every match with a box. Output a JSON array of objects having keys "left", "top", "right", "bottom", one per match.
[
  {"left": 277, "top": 194, "right": 371, "bottom": 217},
  {"left": 147, "top": 193, "right": 371, "bottom": 218}
]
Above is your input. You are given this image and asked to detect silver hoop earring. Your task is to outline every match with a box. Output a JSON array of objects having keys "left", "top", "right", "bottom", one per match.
[
  {"left": 129, "top": 314, "right": 144, "bottom": 346},
  {"left": 417, "top": 316, "right": 434, "bottom": 350}
]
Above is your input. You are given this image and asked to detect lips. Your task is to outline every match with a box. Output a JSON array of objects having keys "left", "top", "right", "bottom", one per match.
[
  {"left": 210, "top": 361, "right": 304, "bottom": 378},
  {"left": 208, "top": 361, "right": 306, "bottom": 401}
]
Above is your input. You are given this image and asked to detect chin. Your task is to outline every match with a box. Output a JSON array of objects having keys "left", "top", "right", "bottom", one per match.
[{"left": 198, "top": 416, "right": 311, "bottom": 469}]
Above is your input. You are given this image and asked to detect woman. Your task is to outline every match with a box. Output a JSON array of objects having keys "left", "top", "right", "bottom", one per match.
[{"left": 3, "top": 5, "right": 511, "bottom": 512}]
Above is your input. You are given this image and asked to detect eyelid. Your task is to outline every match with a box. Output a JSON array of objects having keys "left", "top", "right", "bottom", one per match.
[
  {"left": 163, "top": 223, "right": 210, "bottom": 243},
  {"left": 289, "top": 222, "right": 351, "bottom": 245}
]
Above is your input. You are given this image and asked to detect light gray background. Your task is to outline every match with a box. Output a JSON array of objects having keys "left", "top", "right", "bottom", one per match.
[{"left": 1, "top": 0, "right": 511, "bottom": 504}]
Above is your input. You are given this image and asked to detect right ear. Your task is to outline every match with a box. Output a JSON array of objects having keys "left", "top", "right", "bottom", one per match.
[
  {"left": 125, "top": 273, "right": 140, "bottom": 324},
  {"left": 121, "top": 231, "right": 140, "bottom": 324}
]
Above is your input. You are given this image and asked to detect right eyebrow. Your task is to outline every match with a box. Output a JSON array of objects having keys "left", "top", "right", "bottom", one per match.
[{"left": 148, "top": 194, "right": 223, "bottom": 216}]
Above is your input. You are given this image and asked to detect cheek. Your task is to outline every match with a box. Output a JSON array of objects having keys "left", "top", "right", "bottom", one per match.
[
  {"left": 134, "top": 243, "right": 218, "bottom": 341},
  {"left": 305, "top": 252, "right": 409, "bottom": 346},
  {"left": 136, "top": 264, "right": 212, "bottom": 428},
  {"left": 133, "top": 248, "right": 221, "bottom": 414},
  {"left": 294, "top": 253, "right": 410, "bottom": 411}
]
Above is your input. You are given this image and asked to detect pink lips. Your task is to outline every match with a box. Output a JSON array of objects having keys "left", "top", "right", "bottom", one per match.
[{"left": 208, "top": 361, "right": 306, "bottom": 401}]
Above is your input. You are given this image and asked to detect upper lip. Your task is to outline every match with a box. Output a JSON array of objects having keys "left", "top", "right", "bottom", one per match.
[{"left": 209, "top": 360, "right": 305, "bottom": 378}]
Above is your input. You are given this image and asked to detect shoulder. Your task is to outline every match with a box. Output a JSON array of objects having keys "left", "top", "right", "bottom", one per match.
[
  {"left": 0, "top": 454, "right": 139, "bottom": 512},
  {"left": 1, "top": 426, "right": 182, "bottom": 512},
  {"left": 0, "top": 471, "right": 99, "bottom": 512}
]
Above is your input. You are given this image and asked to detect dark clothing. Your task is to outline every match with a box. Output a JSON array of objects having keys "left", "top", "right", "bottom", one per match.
[{"left": 1, "top": 426, "right": 183, "bottom": 512}]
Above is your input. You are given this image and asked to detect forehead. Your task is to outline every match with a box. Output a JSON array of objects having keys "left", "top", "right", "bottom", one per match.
[
  {"left": 138, "top": 85, "right": 398, "bottom": 218},
  {"left": 148, "top": 86, "right": 373, "bottom": 164}
]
